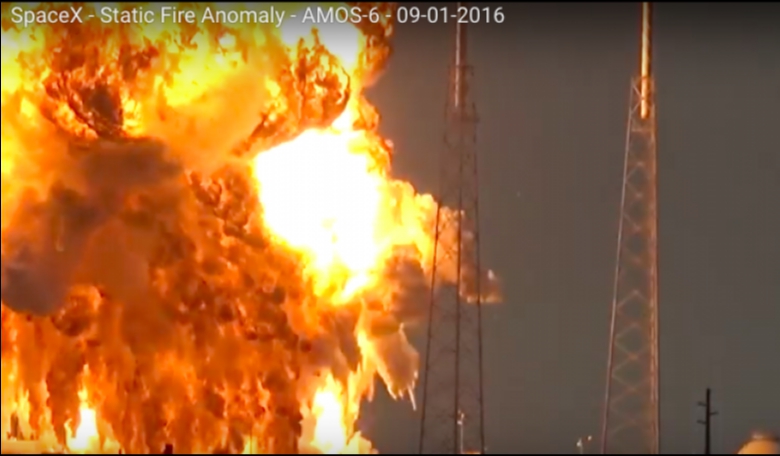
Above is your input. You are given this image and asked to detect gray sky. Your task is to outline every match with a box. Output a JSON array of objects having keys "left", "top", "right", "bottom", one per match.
[{"left": 364, "top": 2, "right": 780, "bottom": 453}]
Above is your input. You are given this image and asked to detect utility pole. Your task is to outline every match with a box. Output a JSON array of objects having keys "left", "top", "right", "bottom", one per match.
[
  {"left": 697, "top": 388, "right": 718, "bottom": 454},
  {"left": 602, "top": 3, "right": 660, "bottom": 453}
]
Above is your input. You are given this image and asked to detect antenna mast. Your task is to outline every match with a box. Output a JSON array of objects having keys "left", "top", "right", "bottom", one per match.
[
  {"left": 419, "top": 5, "right": 487, "bottom": 454},
  {"left": 601, "top": 2, "right": 661, "bottom": 453}
]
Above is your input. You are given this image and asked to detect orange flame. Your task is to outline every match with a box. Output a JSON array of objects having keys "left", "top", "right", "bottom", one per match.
[
  {"left": 67, "top": 393, "right": 99, "bottom": 453},
  {"left": 1, "top": 2, "right": 498, "bottom": 453}
]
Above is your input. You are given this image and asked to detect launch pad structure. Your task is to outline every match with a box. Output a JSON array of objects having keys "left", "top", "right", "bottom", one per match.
[
  {"left": 417, "top": 3, "right": 663, "bottom": 455},
  {"left": 601, "top": 2, "right": 661, "bottom": 454},
  {"left": 418, "top": 3, "right": 486, "bottom": 455},
  {"left": 3, "top": 2, "right": 672, "bottom": 455}
]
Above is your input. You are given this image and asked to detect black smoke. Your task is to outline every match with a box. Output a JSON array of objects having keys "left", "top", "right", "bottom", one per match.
[{"left": 1, "top": 138, "right": 180, "bottom": 316}]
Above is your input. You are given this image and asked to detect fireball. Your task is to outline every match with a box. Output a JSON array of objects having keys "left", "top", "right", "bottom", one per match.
[{"left": 1, "top": 2, "right": 497, "bottom": 454}]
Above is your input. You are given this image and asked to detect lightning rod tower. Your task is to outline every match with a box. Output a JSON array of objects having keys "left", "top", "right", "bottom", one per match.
[
  {"left": 419, "top": 4, "right": 486, "bottom": 454},
  {"left": 601, "top": 3, "right": 660, "bottom": 454}
]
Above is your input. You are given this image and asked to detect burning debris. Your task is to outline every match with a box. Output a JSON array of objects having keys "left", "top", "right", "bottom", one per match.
[{"left": 1, "top": 2, "right": 499, "bottom": 454}]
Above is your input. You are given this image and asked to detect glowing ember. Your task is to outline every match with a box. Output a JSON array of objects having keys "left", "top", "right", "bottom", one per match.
[{"left": 1, "top": 2, "right": 498, "bottom": 454}]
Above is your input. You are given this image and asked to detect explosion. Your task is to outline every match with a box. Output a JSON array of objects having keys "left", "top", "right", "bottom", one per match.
[{"left": 1, "top": 2, "right": 498, "bottom": 454}]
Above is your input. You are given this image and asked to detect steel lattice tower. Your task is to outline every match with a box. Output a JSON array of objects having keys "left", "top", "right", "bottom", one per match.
[
  {"left": 418, "top": 7, "right": 486, "bottom": 455},
  {"left": 601, "top": 3, "right": 660, "bottom": 454}
]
